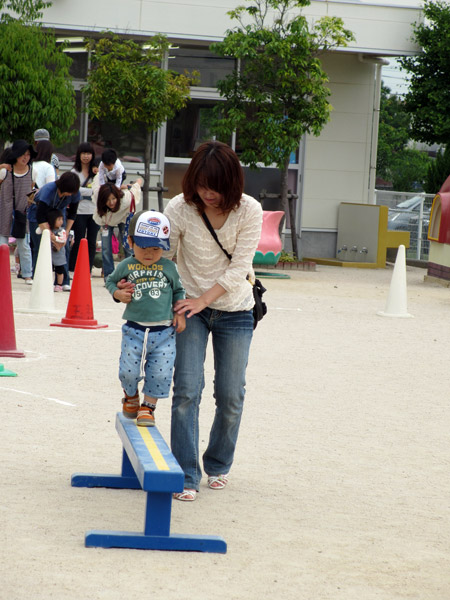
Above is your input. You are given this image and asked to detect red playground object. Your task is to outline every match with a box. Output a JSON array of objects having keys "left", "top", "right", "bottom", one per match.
[
  {"left": 0, "top": 244, "right": 25, "bottom": 357},
  {"left": 51, "top": 239, "right": 108, "bottom": 330}
]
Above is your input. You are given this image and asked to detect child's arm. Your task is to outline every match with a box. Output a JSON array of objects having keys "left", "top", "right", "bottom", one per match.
[
  {"left": 114, "top": 160, "right": 125, "bottom": 189},
  {"left": 98, "top": 162, "right": 106, "bottom": 185}
]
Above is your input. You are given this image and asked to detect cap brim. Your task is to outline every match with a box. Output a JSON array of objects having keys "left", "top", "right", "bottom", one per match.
[{"left": 133, "top": 236, "right": 170, "bottom": 250}]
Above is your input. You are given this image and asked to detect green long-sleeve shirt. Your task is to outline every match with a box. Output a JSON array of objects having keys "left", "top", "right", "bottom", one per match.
[{"left": 106, "top": 256, "right": 185, "bottom": 323}]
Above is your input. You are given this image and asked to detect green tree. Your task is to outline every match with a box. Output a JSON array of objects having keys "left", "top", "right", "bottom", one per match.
[
  {"left": 0, "top": 2, "right": 76, "bottom": 145},
  {"left": 400, "top": 0, "right": 450, "bottom": 146},
  {"left": 84, "top": 34, "right": 195, "bottom": 209},
  {"left": 389, "top": 147, "right": 431, "bottom": 192},
  {"left": 377, "top": 84, "right": 411, "bottom": 178},
  {"left": 211, "top": 0, "right": 354, "bottom": 259},
  {"left": 0, "top": 0, "right": 51, "bottom": 23},
  {"left": 377, "top": 84, "right": 431, "bottom": 192},
  {"left": 424, "top": 146, "right": 450, "bottom": 194}
]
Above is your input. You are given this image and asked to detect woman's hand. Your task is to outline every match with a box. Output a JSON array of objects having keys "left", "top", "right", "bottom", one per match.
[{"left": 174, "top": 297, "right": 207, "bottom": 318}]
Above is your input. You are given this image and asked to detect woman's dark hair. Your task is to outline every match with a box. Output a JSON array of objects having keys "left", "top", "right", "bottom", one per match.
[
  {"left": 2, "top": 139, "right": 37, "bottom": 165},
  {"left": 73, "top": 142, "right": 95, "bottom": 176},
  {"left": 47, "top": 208, "right": 63, "bottom": 230},
  {"left": 182, "top": 141, "right": 244, "bottom": 214},
  {"left": 55, "top": 171, "right": 80, "bottom": 194},
  {"left": 35, "top": 140, "right": 53, "bottom": 163},
  {"left": 97, "top": 182, "right": 124, "bottom": 217},
  {"left": 101, "top": 148, "right": 117, "bottom": 166}
]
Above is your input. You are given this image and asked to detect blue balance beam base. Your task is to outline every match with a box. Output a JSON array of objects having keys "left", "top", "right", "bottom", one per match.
[{"left": 71, "top": 413, "right": 227, "bottom": 553}]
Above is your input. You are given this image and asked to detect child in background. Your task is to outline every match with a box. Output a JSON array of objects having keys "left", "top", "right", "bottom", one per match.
[
  {"left": 106, "top": 210, "right": 186, "bottom": 427},
  {"left": 48, "top": 209, "right": 67, "bottom": 292},
  {"left": 98, "top": 148, "right": 126, "bottom": 189}
]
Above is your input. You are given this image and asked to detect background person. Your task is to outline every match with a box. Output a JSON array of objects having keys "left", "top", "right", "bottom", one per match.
[
  {"left": 98, "top": 148, "right": 126, "bottom": 189},
  {"left": 35, "top": 172, "right": 80, "bottom": 290},
  {"left": 0, "top": 139, "right": 36, "bottom": 284},
  {"left": 164, "top": 141, "right": 263, "bottom": 501},
  {"left": 33, "top": 129, "right": 59, "bottom": 175},
  {"left": 29, "top": 140, "right": 56, "bottom": 274},
  {"left": 92, "top": 177, "right": 142, "bottom": 282},
  {"left": 69, "top": 142, "right": 99, "bottom": 273}
]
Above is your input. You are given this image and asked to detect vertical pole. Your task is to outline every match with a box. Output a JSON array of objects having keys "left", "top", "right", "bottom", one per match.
[{"left": 144, "top": 492, "right": 172, "bottom": 536}]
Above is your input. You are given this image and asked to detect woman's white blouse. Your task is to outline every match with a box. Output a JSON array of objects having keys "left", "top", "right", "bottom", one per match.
[{"left": 164, "top": 193, "right": 263, "bottom": 312}]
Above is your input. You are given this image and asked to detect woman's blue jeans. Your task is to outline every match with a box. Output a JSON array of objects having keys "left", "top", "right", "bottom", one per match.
[
  {"left": 171, "top": 308, "right": 254, "bottom": 490},
  {"left": 101, "top": 223, "right": 131, "bottom": 280}
]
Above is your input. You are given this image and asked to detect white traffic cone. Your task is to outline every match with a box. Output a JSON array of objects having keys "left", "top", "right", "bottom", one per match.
[
  {"left": 18, "top": 229, "right": 59, "bottom": 314},
  {"left": 377, "top": 244, "right": 413, "bottom": 318}
]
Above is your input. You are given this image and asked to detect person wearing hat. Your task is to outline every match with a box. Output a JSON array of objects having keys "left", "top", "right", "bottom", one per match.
[
  {"left": 0, "top": 140, "right": 37, "bottom": 284},
  {"left": 33, "top": 128, "right": 59, "bottom": 173},
  {"left": 105, "top": 210, "right": 186, "bottom": 428}
]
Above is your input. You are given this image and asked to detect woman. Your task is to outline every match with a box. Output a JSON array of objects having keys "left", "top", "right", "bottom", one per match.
[
  {"left": 69, "top": 142, "right": 99, "bottom": 272},
  {"left": 165, "top": 141, "right": 262, "bottom": 501},
  {"left": 93, "top": 177, "right": 143, "bottom": 281},
  {"left": 29, "top": 139, "right": 56, "bottom": 273},
  {"left": 0, "top": 139, "right": 36, "bottom": 284}
]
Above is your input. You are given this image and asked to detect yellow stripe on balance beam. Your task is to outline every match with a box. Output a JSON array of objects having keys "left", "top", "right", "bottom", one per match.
[{"left": 138, "top": 428, "right": 170, "bottom": 471}]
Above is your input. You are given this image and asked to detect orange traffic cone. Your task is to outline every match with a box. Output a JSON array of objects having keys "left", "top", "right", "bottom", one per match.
[
  {"left": 51, "top": 239, "right": 108, "bottom": 330},
  {"left": 0, "top": 244, "right": 25, "bottom": 357}
]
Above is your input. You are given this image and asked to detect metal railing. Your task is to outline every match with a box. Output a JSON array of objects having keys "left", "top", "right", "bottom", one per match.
[{"left": 375, "top": 190, "right": 435, "bottom": 261}]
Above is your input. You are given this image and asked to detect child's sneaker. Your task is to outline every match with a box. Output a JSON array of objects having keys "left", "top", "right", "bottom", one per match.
[
  {"left": 137, "top": 405, "right": 155, "bottom": 427},
  {"left": 54, "top": 285, "right": 63, "bottom": 292},
  {"left": 122, "top": 393, "right": 140, "bottom": 419}
]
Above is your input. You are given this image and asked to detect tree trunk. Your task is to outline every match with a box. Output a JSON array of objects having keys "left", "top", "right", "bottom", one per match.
[
  {"left": 143, "top": 129, "right": 152, "bottom": 210},
  {"left": 280, "top": 158, "right": 299, "bottom": 260}
]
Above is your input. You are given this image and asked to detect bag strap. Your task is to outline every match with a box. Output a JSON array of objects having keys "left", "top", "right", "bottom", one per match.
[
  {"left": 201, "top": 212, "right": 254, "bottom": 283},
  {"left": 201, "top": 212, "right": 232, "bottom": 260},
  {"left": 130, "top": 192, "right": 135, "bottom": 213},
  {"left": 11, "top": 167, "right": 16, "bottom": 210}
]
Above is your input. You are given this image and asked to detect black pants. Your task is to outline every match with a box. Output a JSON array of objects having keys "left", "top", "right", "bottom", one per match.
[{"left": 69, "top": 214, "right": 100, "bottom": 272}]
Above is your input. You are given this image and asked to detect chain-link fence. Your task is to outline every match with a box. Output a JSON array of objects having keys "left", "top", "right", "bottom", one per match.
[{"left": 375, "top": 191, "right": 435, "bottom": 261}]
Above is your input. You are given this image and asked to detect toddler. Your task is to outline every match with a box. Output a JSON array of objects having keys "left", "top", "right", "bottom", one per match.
[
  {"left": 106, "top": 210, "right": 186, "bottom": 427},
  {"left": 48, "top": 209, "right": 67, "bottom": 292}
]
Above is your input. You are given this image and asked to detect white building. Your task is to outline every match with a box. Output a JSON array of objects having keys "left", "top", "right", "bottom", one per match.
[{"left": 37, "top": 0, "right": 422, "bottom": 258}]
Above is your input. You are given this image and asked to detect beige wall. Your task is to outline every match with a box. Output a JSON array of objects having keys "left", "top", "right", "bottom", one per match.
[
  {"left": 40, "top": 1, "right": 421, "bottom": 55},
  {"left": 302, "top": 53, "right": 375, "bottom": 230}
]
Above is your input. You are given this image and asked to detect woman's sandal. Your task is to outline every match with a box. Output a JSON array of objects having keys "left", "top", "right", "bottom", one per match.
[
  {"left": 207, "top": 475, "right": 229, "bottom": 490},
  {"left": 173, "top": 489, "right": 197, "bottom": 502}
]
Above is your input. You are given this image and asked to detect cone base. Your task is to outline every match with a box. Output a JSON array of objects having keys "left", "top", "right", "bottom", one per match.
[
  {"left": 50, "top": 318, "right": 108, "bottom": 330},
  {"left": 0, "top": 365, "right": 17, "bottom": 377},
  {"left": 377, "top": 311, "right": 413, "bottom": 318},
  {"left": 0, "top": 349, "right": 26, "bottom": 358}
]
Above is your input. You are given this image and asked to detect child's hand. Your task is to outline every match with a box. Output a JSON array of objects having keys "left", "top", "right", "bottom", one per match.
[
  {"left": 117, "top": 278, "right": 135, "bottom": 294},
  {"left": 173, "top": 312, "right": 186, "bottom": 333},
  {"left": 113, "top": 288, "right": 133, "bottom": 304}
]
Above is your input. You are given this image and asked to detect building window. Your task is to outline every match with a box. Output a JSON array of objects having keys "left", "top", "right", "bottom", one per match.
[
  {"left": 165, "top": 100, "right": 230, "bottom": 158},
  {"left": 169, "top": 46, "right": 234, "bottom": 88}
]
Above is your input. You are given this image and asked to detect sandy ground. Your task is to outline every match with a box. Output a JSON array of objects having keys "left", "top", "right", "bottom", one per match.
[{"left": 1, "top": 259, "right": 450, "bottom": 600}]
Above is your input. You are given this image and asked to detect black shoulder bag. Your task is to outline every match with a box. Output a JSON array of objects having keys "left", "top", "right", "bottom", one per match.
[
  {"left": 201, "top": 212, "right": 267, "bottom": 329},
  {"left": 10, "top": 168, "right": 28, "bottom": 239}
]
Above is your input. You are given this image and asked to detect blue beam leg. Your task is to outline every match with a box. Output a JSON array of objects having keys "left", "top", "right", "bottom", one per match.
[{"left": 71, "top": 449, "right": 141, "bottom": 489}]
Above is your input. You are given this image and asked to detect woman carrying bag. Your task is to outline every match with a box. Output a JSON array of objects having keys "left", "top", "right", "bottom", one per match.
[{"left": 0, "top": 140, "right": 36, "bottom": 284}]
